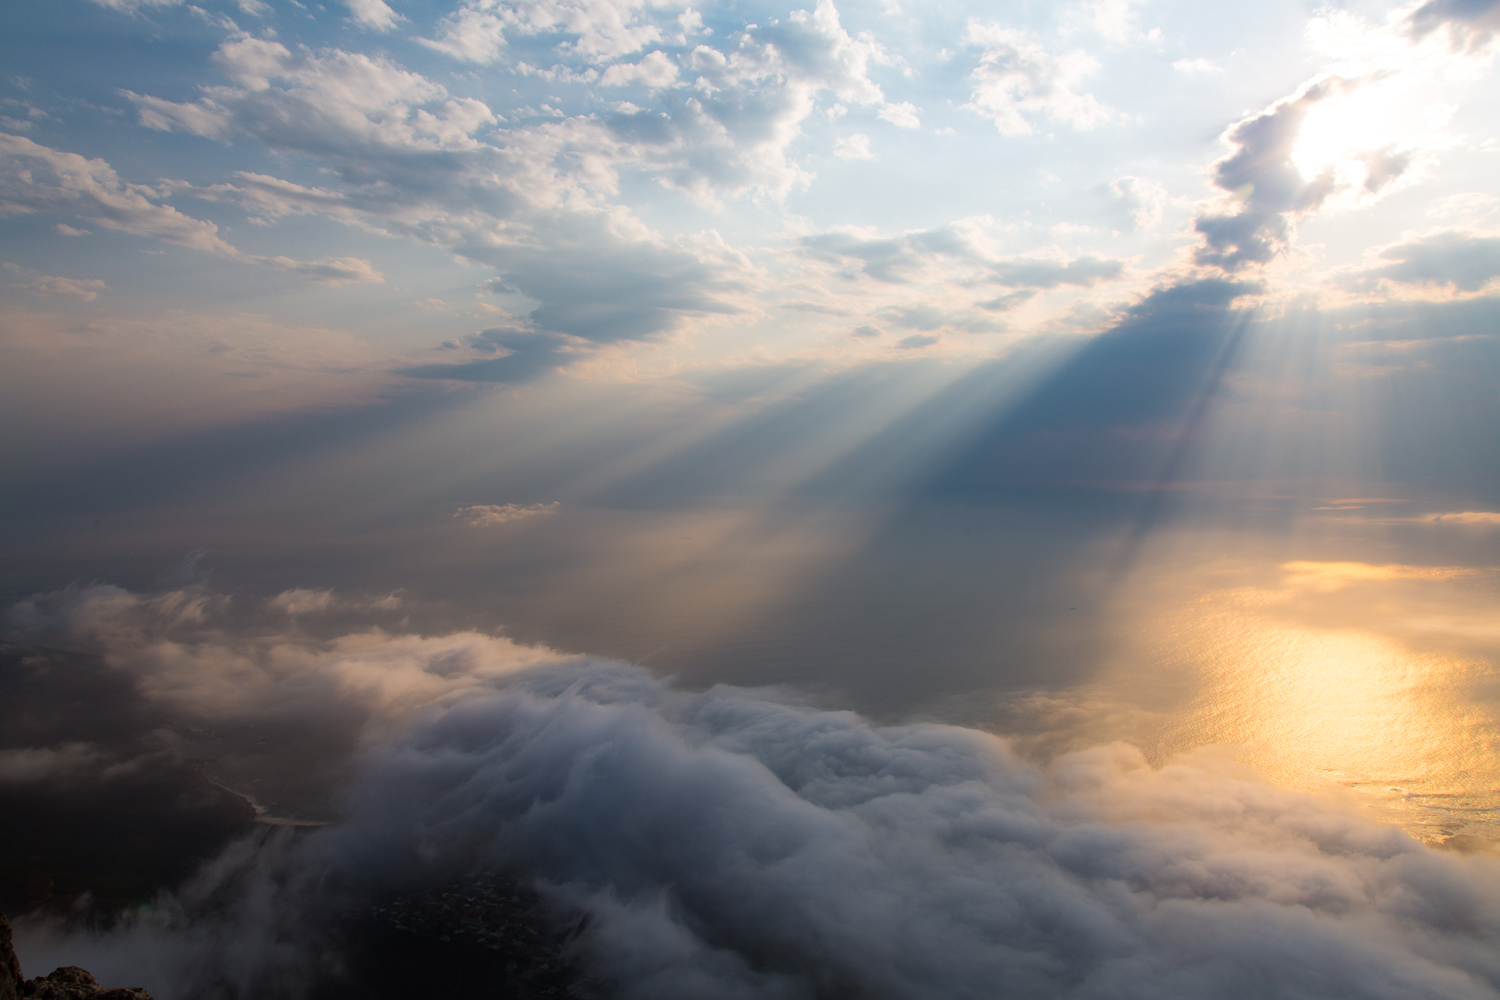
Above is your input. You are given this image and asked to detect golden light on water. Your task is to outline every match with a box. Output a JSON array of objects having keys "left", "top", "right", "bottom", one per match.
[{"left": 1108, "top": 553, "right": 1500, "bottom": 846}]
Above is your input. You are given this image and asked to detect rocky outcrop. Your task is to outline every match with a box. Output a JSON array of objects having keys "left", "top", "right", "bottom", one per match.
[
  {"left": 0, "top": 914, "right": 152, "bottom": 1000},
  {"left": 1, "top": 913, "right": 23, "bottom": 1000}
]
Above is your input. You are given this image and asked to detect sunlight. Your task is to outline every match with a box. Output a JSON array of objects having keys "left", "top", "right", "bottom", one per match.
[{"left": 1291, "top": 77, "right": 1426, "bottom": 205}]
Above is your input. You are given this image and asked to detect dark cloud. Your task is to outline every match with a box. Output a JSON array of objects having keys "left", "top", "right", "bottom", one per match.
[
  {"left": 460, "top": 228, "right": 751, "bottom": 343},
  {"left": 1194, "top": 79, "right": 1354, "bottom": 270},
  {"left": 1407, "top": 0, "right": 1500, "bottom": 50},
  {"left": 1361, "top": 230, "right": 1500, "bottom": 292}
]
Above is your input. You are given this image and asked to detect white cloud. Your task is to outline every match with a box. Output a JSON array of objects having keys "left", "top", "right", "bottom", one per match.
[
  {"left": 423, "top": 0, "right": 672, "bottom": 65},
  {"left": 125, "top": 38, "right": 758, "bottom": 342},
  {"left": 964, "top": 22, "right": 1110, "bottom": 135},
  {"left": 0, "top": 133, "right": 239, "bottom": 255},
  {"left": 84, "top": 0, "right": 183, "bottom": 11},
  {"left": 344, "top": 0, "right": 401, "bottom": 32},
  {"left": 877, "top": 100, "right": 921, "bottom": 128},
  {"left": 454, "top": 502, "right": 561, "bottom": 526},
  {"left": 1109, "top": 175, "right": 1166, "bottom": 230},
  {"left": 599, "top": 50, "right": 679, "bottom": 87},
  {"left": 1172, "top": 57, "right": 1224, "bottom": 74},
  {"left": 14, "top": 587, "right": 1500, "bottom": 1000},
  {"left": 833, "top": 133, "right": 873, "bottom": 159},
  {"left": 4, "top": 263, "right": 110, "bottom": 300}
]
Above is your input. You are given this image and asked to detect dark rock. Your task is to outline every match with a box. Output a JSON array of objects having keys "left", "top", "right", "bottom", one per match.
[
  {"left": 0, "top": 912, "right": 153, "bottom": 1000},
  {"left": 1, "top": 914, "right": 24, "bottom": 1000}
]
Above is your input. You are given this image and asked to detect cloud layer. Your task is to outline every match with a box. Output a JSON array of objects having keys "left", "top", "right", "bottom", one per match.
[{"left": 9, "top": 584, "right": 1500, "bottom": 999}]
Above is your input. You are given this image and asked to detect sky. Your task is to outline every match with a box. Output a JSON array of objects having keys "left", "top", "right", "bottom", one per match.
[{"left": 5, "top": 0, "right": 1500, "bottom": 997}]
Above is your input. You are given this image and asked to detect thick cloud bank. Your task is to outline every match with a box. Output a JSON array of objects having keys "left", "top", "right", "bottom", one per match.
[{"left": 10, "top": 587, "right": 1500, "bottom": 999}]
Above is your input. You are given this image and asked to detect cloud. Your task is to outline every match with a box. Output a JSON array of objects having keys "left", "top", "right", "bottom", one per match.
[
  {"left": 1280, "top": 560, "right": 1476, "bottom": 590},
  {"left": 832, "top": 133, "right": 873, "bottom": 159},
  {"left": 1357, "top": 230, "right": 1500, "bottom": 293},
  {"left": 84, "top": 0, "right": 183, "bottom": 10},
  {"left": 423, "top": 0, "right": 671, "bottom": 65},
  {"left": 265, "top": 588, "right": 402, "bottom": 615},
  {"left": 343, "top": 0, "right": 401, "bottom": 32},
  {"left": 1106, "top": 175, "right": 1166, "bottom": 230},
  {"left": 3, "top": 264, "right": 109, "bottom": 301},
  {"left": 0, "top": 133, "right": 238, "bottom": 255},
  {"left": 1193, "top": 79, "right": 1350, "bottom": 270},
  {"left": 11, "top": 588, "right": 1500, "bottom": 1000},
  {"left": 0, "top": 135, "right": 384, "bottom": 284},
  {"left": 600, "top": 50, "right": 680, "bottom": 88},
  {"left": 260, "top": 254, "right": 384, "bottom": 285},
  {"left": 802, "top": 225, "right": 1125, "bottom": 291},
  {"left": 130, "top": 38, "right": 758, "bottom": 342},
  {"left": 1406, "top": 0, "right": 1500, "bottom": 52},
  {"left": 964, "top": 22, "right": 1110, "bottom": 135},
  {"left": 1172, "top": 57, "right": 1224, "bottom": 75},
  {"left": 990, "top": 254, "right": 1124, "bottom": 288},
  {"left": 1422, "top": 510, "right": 1500, "bottom": 525},
  {"left": 265, "top": 588, "right": 338, "bottom": 615},
  {"left": 453, "top": 502, "right": 560, "bottom": 526},
  {"left": 876, "top": 101, "right": 920, "bottom": 128}
]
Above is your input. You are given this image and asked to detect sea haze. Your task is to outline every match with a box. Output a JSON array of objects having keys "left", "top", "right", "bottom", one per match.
[{"left": 4, "top": 0, "right": 1500, "bottom": 996}]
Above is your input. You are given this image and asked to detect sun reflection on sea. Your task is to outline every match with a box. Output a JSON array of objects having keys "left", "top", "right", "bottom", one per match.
[{"left": 1073, "top": 542, "right": 1500, "bottom": 848}]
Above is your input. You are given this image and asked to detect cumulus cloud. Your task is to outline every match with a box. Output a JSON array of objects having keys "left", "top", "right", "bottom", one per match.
[
  {"left": 599, "top": 50, "right": 680, "bottom": 87},
  {"left": 417, "top": 0, "right": 892, "bottom": 204},
  {"left": 129, "top": 37, "right": 758, "bottom": 343},
  {"left": 453, "top": 501, "right": 560, "bottom": 526},
  {"left": 11, "top": 585, "right": 1500, "bottom": 1000},
  {"left": 1192, "top": 79, "right": 1350, "bottom": 270},
  {"left": 423, "top": 0, "right": 671, "bottom": 65},
  {"left": 964, "top": 22, "right": 1110, "bottom": 135},
  {"left": 343, "top": 0, "right": 401, "bottom": 32}
]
